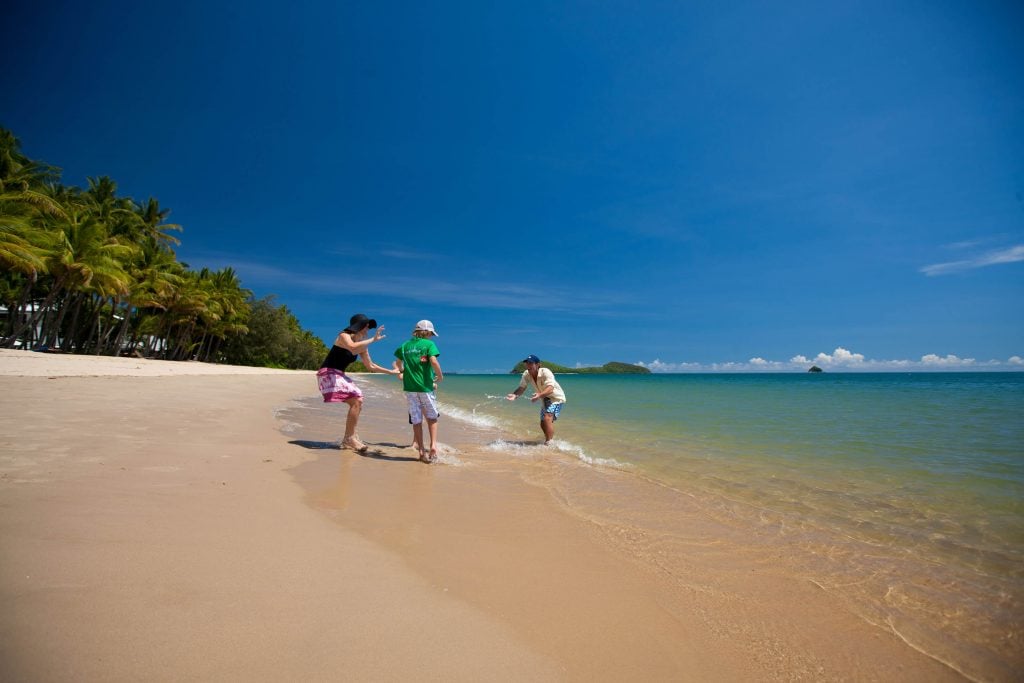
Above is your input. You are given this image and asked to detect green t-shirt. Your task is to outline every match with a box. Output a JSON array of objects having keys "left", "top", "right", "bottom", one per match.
[{"left": 394, "top": 338, "right": 440, "bottom": 393}]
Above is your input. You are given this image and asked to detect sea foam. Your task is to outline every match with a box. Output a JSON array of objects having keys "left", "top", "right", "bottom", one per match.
[
  {"left": 484, "top": 438, "right": 629, "bottom": 469},
  {"left": 549, "top": 440, "right": 630, "bottom": 469},
  {"left": 438, "top": 402, "right": 505, "bottom": 430}
]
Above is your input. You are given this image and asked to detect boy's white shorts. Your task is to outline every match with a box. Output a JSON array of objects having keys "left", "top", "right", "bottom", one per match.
[{"left": 405, "top": 391, "right": 439, "bottom": 424}]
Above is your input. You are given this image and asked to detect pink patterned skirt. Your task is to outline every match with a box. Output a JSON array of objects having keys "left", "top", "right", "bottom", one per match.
[{"left": 316, "top": 368, "right": 364, "bottom": 403}]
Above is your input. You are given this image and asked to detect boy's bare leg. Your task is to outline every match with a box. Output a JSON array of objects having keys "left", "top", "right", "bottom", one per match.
[
  {"left": 426, "top": 418, "right": 438, "bottom": 461},
  {"left": 412, "top": 422, "right": 425, "bottom": 459}
]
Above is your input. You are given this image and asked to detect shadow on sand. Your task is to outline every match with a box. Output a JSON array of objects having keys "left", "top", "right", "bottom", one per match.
[
  {"left": 288, "top": 440, "right": 341, "bottom": 450},
  {"left": 288, "top": 439, "right": 421, "bottom": 463},
  {"left": 358, "top": 442, "right": 421, "bottom": 462}
]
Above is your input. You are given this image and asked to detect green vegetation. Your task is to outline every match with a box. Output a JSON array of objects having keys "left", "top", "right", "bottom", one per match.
[
  {"left": 219, "top": 296, "right": 328, "bottom": 369},
  {"left": 0, "top": 127, "right": 326, "bottom": 369},
  {"left": 510, "top": 360, "right": 651, "bottom": 374}
]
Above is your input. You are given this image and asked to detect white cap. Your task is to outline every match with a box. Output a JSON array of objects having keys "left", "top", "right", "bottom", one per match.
[{"left": 414, "top": 320, "right": 438, "bottom": 336}]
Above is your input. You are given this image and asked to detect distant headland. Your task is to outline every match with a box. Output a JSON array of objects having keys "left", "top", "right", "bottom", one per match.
[{"left": 510, "top": 361, "right": 651, "bottom": 374}]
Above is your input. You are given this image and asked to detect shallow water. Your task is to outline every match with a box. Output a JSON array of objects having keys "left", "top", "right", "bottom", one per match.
[{"left": 280, "top": 372, "right": 1024, "bottom": 681}]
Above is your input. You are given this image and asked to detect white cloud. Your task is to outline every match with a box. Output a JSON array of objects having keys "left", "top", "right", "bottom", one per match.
[
  {"left": 193, "top": 256, "right": 621, "bottom": 314},
  {"left": 636, "top": 359, "right": 704, "bottom": 372},
  {"left": 920, "top": 353, "right": 976, "bottom": 367},
  {"left": 638, "top": 347, "right": 1023, "bottom": 373},
  {"left": 921, "top": 244, "right": 1024, "bottom": 276},
  {"left": 378, "top": 249, "right": 440, "bottom": 260},
  {"left": 813, "top": 347, "right": 866, "bottom": 366},
  {"left": 945, "top": 240, "right": 983, "bottom": 250}
]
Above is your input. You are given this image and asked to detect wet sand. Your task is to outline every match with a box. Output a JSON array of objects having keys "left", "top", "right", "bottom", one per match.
[{"left": 0, "top": 350, "right": 965, "bottom": 681}]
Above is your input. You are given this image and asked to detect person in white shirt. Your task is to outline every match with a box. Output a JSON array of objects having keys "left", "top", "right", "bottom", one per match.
[{"left": 506, "top": 354, "right": 566, "bottom": 445}]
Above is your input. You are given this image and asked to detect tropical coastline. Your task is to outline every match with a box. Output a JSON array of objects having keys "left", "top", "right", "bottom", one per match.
[
  {"left": 4, "top": 5, "right": 1019, "bottom": 680},
  {"left": 2, "top": 349, "right": 999, "bottom": 680}
]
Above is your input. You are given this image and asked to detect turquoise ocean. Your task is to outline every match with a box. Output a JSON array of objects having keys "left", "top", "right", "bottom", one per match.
[{"left": 286, "top": 371, "right": 1023, "bottom": 680}]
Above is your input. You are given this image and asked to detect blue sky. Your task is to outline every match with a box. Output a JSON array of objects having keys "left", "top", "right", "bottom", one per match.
[{"left": 3, "top": 1, "right": 1022, "bottom": 373}]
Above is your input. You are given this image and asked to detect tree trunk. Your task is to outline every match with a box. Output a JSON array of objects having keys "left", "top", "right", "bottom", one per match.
[
  {"left": 59, "top": 290, "right": 86, "bottom": 351},
  {"left": 1, "top": 275, "right": 36, "bottom": 343},
  {"left": 108, "top": 301, "right": 133, "bottom": 356},
  {"left": 83, "top": 303, "right": 104, "bottom": 354},
  {"left": 5, "top": 276, "right": 65, "bottom": 349}
]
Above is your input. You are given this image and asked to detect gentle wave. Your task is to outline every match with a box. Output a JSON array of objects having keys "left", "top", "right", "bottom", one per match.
[
  {"left": 438, "top": 401, "right": 506, "bottom": 430},
  {"left": 483, "top": 438, "right": 630, "bottom": 469}
]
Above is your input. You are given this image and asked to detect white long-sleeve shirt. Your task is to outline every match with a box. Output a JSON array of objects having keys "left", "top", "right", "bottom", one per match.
[{"left": 517, "top": 367, "right": 566, "bottom": 403}]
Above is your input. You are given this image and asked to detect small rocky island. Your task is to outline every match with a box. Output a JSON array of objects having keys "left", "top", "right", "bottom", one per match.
[{"left": 808, "top": 365, "right": 824, "bottom": 373}]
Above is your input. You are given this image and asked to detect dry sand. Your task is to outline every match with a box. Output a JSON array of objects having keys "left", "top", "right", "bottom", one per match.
[{"left": 0, "top": 350, "right": 965, "bottom": 681}]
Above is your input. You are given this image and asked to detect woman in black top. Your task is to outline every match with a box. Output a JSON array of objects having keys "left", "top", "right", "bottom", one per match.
[{"left": 316, "top": 313, "right": 397, "bottom": 452}]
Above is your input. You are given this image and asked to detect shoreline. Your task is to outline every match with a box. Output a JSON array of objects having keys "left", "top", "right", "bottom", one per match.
[
  {"left": 0, "top": 350, "right": 969, "bottom": 680},
  {"left": 284, "top": 376, "right": 971, "bottom": 680}
]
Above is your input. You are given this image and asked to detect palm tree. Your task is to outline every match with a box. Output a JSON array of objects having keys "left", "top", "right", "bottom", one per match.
[
  {"left": 23, "top": 195, "right": 134, "bottom": 350},
  {"left": 196, "top": 267, "right": 251, "bottom": 361},
  {"left": 108, "top": 238, "right": 183, "bottom": 356},
  {"left": 133, "top": 197, "right": 182, "bottom": 250},
  {"left": 90, "top": 197, "right": 182, "bottom": 355},
  {"left": 0, "top": 129, "right": 65, "bottom": 345},
  {"left": 1, "top": 126, "right": 322, "bottom": 367},
  {"left": 0, "top": 212, "right": 49, "bottom": 280}
]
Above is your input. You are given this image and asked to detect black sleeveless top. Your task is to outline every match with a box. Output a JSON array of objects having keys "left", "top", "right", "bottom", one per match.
[{"left": 320, "top": 345, "right": 358, "bottom": 371}]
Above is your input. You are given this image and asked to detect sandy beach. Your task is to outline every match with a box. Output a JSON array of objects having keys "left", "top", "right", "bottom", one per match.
[{"left": 0, "top": 350, "right": 965, "bottom": 681}]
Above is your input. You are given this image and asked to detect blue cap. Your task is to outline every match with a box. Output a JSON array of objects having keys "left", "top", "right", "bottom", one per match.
[{"left": 523, "top": 354, "right": 541, "bottom": 364}]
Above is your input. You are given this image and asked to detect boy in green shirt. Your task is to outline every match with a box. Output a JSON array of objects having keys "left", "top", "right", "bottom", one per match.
[{"left": 394, "top": 320, "right": 443, "bottom": 463}]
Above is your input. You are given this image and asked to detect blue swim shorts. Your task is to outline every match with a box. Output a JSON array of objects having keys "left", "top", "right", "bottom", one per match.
[{"left": 541, "top": 399, "right": 563, "bottom": 421}]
